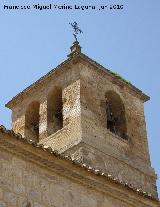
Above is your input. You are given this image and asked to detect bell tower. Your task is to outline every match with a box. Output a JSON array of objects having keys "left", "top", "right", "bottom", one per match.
[{"left": 6, "top": 40, "right": 158, "bottom": 200}]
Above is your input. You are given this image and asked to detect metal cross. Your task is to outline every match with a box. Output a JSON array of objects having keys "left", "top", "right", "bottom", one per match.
[{"left": 69, "top": 21, "right": 83, "bottom": 41}]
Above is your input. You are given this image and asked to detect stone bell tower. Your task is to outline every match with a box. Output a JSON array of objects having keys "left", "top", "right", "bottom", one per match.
[{"left": 6, "top": 40, "right": 158, "bottom": 200}]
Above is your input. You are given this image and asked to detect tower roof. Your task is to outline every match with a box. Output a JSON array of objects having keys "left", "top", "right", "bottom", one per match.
[{"left": 6, "top": 42, "right": 149, "bottom": 109}]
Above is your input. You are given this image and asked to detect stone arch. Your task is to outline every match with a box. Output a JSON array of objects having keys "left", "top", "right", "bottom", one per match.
[
  {"left": 105, "top": 90, "right": 127, "bottom": 139},
  {"left": 25, "top": 101, "right": 40, "bottom": 142},
  {"left": 47, "top": 87, "right": 63, "bottom": 135}
]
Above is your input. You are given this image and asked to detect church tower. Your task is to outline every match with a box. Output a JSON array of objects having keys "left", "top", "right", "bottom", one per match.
[{"left": 6, "top": 40, "right": 159, "bottom": 203}]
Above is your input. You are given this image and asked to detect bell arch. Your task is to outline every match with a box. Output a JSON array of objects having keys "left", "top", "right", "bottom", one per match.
[
  {"left": 47, "top": 87, "right": 63, "bottom": 136},
  {"left": 25, "top": 101, "right": 40, "bottom": 142},
  {"left": 105, "top": 91, "right": 127, "bottom": 139}
]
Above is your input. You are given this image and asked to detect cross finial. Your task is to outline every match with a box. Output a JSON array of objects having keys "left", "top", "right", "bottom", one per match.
[{"left": 69, "top": 21, "right": 83, "bottom": 41}]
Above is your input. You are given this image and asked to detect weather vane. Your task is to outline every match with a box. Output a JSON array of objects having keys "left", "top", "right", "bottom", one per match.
[{"left": 69, "top": 21, "right": 83, "bottom": 42}]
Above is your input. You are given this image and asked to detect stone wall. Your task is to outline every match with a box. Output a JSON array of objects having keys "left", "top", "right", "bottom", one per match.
[
  {"left": 78, "top": 61, "right": 157, "bottom": 197},
  {"left": 0, "top": 134, "right": 159, "bottom": 207}
]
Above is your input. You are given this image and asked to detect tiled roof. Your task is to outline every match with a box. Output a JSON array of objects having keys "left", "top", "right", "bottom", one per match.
[{"left": 0, "top": 125, "right": 158, "bottom": 202}]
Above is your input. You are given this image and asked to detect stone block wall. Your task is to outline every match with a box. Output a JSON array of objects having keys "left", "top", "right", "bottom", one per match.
[
  {"left": 79, "top": 61, "right": 151, "bottom": 164},
  {"left": 0, "top": 140, "right": 159, "bottom": 207},
  {"left": 78, "top": 61, "right": 157, "bottom": 197}
]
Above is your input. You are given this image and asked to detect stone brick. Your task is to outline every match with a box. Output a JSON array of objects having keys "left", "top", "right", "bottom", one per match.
[
  {"left": 14, "top": 183, "right": 25, "bottom": 195},
  {"left": 0, "top": 201, "right": 7, "bottom": 207},
  {"left": 3, "top": 192, "right": 17, "bottom": 206}
]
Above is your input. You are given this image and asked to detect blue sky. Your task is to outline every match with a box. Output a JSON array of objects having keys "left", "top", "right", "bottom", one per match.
[{"left": 0, "top": 0, "right": 160, "bottom": 197}]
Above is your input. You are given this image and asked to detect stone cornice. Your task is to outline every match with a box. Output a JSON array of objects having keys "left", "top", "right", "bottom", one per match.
[{"left": 0, "top": 125, "right": 159, "bottom": 206}]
